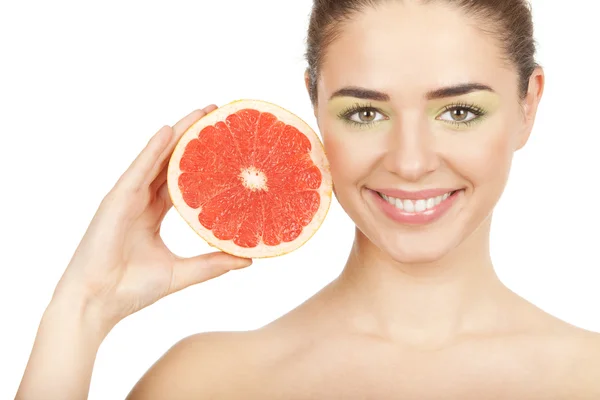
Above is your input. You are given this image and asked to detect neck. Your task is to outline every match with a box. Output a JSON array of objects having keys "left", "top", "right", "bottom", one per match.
[{"left": 333, "top": 217, "right": 514, "bottom": 348}]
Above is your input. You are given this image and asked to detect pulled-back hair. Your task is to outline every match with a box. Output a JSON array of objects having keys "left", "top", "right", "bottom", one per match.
[{"left": 305, "top": 0, "right": 538, "bottom": 105}]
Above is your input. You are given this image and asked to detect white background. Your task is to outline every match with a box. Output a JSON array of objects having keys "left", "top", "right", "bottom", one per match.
[{"left": 1, "top": 0, "right": 599, "bottom": 398}]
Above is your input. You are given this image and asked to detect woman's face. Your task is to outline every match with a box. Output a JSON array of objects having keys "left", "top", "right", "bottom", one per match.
[{"left": 312, "top": 1, "right": 543, "bottom": 263}]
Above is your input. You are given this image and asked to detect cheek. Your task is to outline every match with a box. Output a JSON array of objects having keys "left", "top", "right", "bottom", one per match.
[
  {"left": 448, "top": 125, "right": 515, "bottom": 191},
  {"left": 321, "top": 123, "right": 379, "bottom": 188}
]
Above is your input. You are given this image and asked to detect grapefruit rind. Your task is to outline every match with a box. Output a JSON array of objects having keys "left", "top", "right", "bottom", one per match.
[{"left": 167, "top": 99, "right": 332, "bottom": 259}]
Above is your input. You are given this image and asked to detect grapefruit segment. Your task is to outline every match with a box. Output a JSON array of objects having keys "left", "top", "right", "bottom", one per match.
[
  {"left": 225, "top": 109, "right": 260, "bottom": 166},
  {"left": 168, "top": 99, "right": 332, "bottom": 258}
]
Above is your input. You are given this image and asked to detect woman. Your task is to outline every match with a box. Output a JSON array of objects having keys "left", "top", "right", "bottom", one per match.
[{"left": 16, "top": 0, "right": 600, "bottom": 398}]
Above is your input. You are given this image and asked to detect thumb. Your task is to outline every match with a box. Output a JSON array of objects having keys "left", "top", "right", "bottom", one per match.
[{"left": 168, "top": 251, "right": 252, "bottom": 295}]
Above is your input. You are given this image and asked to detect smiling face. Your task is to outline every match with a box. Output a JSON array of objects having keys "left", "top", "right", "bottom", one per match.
[{"left": 311, "top": 1, "right": 543, "bottom": 263}]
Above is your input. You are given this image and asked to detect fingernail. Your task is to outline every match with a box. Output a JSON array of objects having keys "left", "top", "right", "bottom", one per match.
[{"left": 233, "top": 257, "right": 252, "bottom": 268}]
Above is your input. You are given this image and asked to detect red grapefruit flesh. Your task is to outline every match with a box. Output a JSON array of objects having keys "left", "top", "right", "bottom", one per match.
[{"left": 167, "top": 99, "right": 332, "bottom": 258}]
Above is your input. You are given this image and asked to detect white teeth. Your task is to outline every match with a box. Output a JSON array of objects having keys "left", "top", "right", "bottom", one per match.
[
  {"left": 395, "top": 197, "right": 404, "bottom": 210},
  {"left": 379, "top": 191, "right": 456, "bottom": 213},
  {"left": 414, "top": 199, "right": 426, "bottom": 212}
]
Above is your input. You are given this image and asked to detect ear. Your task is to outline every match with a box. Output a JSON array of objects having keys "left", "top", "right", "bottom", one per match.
[
  {"left": 304, "top": 69, "right": 311, "bottom": 94},
  {"left": 515, "top": 66, "right": 545, "bottom": 151},
  {"left": 304, "top": 69, "right": 318, "bottom": 119}
]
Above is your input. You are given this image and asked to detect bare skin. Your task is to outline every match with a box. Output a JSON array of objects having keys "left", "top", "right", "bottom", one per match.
[
  {"left": 17, "top": 1, "right": 600, "bottom": 399},
  {"left": 128, "top": 280, "right": 600, "bottom": 399},
  {"left": 128, "top": 2, "right": 600, "bottom": 398},
  {"left": 15, "top": 105, "right": 254, "bottom": 400}
]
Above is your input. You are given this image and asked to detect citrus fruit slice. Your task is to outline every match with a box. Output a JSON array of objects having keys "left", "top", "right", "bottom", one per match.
[{"left": 167, "top": 99, "right": 332, "bottom": 258}]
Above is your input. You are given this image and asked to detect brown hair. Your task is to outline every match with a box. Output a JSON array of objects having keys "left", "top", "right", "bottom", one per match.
[{"left": 305, "top": 0, "right": 539, "bottom": 105}]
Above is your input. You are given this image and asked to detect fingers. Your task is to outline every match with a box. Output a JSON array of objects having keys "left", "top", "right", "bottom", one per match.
[
  {"left": 145, "top": 104, "right": 219, "bottom": 187},
  {"left": 114, "top": 104, "right": 219, "bottom": 194},
  {"left": 168, "top": 252, "right": 252, "bottom": 295},
  {"left": 157, "top": 180, "right": 172, "bottom": 207},
  {"left": 155, "top": 180, "right": 172, "bottom": 224},
  {"left": 173, "top": 104, "right": 218, "bottom": 138},
  {"left": 116, "top": 125, "right": 174, "bottom": 192},
  {"left": 150, "top": 167, "right": 168, "bottom": 194}
]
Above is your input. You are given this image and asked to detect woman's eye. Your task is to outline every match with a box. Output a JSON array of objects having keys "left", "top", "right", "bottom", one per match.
[
  {"left": 348, "top": 109, "right": 385, "bottom": 124},
  {"left": 438, "top": 107, "right": 479, "bottom": 123}
]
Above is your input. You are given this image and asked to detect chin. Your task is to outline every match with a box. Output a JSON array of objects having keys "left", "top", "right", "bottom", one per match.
[
  {"left": 342, "top": 185, "right": 494, "bottom": 265},
  {"left": 353, "top": 200, "right": 484, "bottom": 266},
  {"left": 375, "top": 231, "right": 465, "bottom": 265}
]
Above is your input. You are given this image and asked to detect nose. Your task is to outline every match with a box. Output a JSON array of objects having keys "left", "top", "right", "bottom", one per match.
[{"left": 382, "top": 113, "right": 439, "bottom": 182}]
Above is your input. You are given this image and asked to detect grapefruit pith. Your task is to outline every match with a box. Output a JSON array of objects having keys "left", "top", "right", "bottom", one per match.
[{"left": 167, "top": 99, "right": 332, "bottom": 258}]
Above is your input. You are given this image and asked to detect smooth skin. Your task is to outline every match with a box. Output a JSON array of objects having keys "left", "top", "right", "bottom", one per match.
[
  {"left": 17, "top": 1, "right": 600, "bottom": 399},
  {"left": 16, "top": 105, "right": 253, "bottom": 399}
]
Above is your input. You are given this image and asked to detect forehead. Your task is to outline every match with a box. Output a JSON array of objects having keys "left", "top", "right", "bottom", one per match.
[{"left": 319, "top": 1, "right": 516, "bottom": 101}]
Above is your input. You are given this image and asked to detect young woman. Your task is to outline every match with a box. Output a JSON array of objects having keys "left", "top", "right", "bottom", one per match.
[{"left": 16, "top": 0, "right": 600, "bottom": 399}]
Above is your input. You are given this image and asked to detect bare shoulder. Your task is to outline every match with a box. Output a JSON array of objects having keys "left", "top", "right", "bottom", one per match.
[
  {"left": 125, "top": 287, "right": 332, "bottom": 399},
  {"left": 126, "top": 328, "right": 293, "bottom": 399},
  {"left": 489, "top": 294, "right": 600, "bottom": 398},
  {"left": 563, "top": 328, "right": 600, "bottom": 398},
  {"left": 538, "top": 319, "right": 600, "bottom": 399}
]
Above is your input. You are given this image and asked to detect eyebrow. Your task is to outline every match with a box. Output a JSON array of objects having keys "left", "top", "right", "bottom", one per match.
[
  {"left": 329, "top": 83, "right": 495, "bottom": 102},
  {"left": 329, "top": 87, "right": 390, "bottom": 101}
]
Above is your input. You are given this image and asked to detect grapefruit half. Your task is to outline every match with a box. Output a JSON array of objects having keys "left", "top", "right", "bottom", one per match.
[{"left": 167, "top": 99, "right": 332, "bottom": 258}]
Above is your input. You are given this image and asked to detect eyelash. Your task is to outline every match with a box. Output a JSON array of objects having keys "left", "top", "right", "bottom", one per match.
[
  {"left": 337, "top": 102, "right": 487, "bottom": 128},
  {"left": 439, "top": 102, "right": 487, "bottom": 127},
  {"left": 337, "top": 102, "right": 381, "bottom": 129}
]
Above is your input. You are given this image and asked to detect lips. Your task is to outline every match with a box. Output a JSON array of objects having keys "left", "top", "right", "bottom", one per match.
[
  {"left": 374, "top": 188, "right": 459, "bottom": 200},
  {"left": 369, "top": 188, "right": 464, "bottom": 225},
  {"left": 377, "top": 190, "right": 456, "bottom": 213}
]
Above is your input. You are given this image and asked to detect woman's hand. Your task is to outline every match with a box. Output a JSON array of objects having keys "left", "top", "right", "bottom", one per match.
[
  {"left": 54, "top": 105, "right": 252, "bottom": 334},
  {"left": 16, "top": 105, "right": 252, "bottom": 400}
]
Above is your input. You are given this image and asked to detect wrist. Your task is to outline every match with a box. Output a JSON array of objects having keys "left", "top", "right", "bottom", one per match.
[
  {"left": 16, "top": 284, "right": 110, "bottom": 400},
  {"left": 46, "top": 284, "right": 116, "bottom": 344}
]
